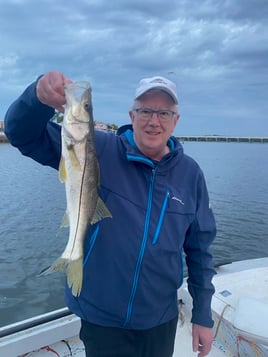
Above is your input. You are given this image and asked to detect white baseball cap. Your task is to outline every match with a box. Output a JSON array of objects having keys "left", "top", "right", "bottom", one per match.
[{"left": 135, "top": 76, "right": 178, "bottom": 104}]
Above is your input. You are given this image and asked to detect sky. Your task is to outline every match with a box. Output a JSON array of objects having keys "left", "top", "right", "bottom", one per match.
[{"left": 0, "top": 0, "right": 267, "bottom": 136}]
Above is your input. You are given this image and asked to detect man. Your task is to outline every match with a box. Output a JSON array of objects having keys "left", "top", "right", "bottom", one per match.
[{"left": 4, "top": 72, "right": 216, "bottom": 357}]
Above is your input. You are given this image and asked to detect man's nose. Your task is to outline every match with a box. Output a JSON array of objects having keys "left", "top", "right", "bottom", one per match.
[{"left": 149, "top": 112, "right": 160, "bottom": 124}]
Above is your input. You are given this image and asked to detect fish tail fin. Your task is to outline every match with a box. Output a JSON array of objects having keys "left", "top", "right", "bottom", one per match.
[
  {"left": 39, "top": 257, "right": 68, "bottom": 276},
  {"left": 91, "top": 197, "right": 112, "bottom": 225},
  {"left": 66, "top": 258, "right": 83, "bottom": 296}
]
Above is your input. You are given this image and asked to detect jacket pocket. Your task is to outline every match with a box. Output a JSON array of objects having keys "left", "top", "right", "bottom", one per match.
[
  {"left": 83, "top": 225, "right": 100, "bottom": 267},
  {"left": 150, "top": 189, "right": 195, "bottom": 256}
]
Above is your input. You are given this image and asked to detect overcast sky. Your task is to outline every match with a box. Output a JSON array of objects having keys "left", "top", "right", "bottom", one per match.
[{"left": 1, "top": 0, "right": 267, "bottom": 136}]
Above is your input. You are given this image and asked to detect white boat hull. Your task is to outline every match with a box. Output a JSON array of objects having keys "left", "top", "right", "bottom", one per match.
[
  {"left": 1, "top": 257, "right": 267, "bottom": 357},
  {"left": 178, "top": 257, "right": 268, "bottom": 357}
]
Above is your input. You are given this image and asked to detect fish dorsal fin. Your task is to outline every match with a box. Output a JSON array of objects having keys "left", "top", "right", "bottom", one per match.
[
  {"left": 68, "top": 145, "right": 81, "bottom": 170},
  {"left": 91, "top": 198, "right": 112, "bottom": 225},
  {"left": 59, "top": 156, "right": 67, "bottom": 182}
]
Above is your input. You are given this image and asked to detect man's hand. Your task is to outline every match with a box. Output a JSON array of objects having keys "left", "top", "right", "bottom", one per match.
[
  {"left": 36, "top": 71, "right": 72, "bottom": 113},
  {"left": 192, "top": 324, "right": 213, "bottom": 357}
]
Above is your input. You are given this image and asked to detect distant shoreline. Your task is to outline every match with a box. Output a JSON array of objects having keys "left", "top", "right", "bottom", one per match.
[
  {"left": 177, "top": 135, "right": 268, "bottom": 143},
  {"left": 1, "top": 131, "right": 268, "bottom": 144},
  {"left": 0, "top": 132, "right": 8, "bottom": 143}
]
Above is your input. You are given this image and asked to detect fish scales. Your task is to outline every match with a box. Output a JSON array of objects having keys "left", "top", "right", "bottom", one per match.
[{"left": 41, "top": 81, "right": 112, "bottom": 296}]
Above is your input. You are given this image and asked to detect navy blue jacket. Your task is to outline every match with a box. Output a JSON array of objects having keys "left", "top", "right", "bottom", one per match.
[{"left": 4, "top": 80, "right": 216, "bottom": 329}]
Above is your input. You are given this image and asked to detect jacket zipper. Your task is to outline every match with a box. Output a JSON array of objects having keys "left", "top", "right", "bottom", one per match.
[
  {"left": 152, "top": 189, "right": 170, "bottom": 245},
  {"left": 124, "top": 167, "right": 157, "bottom": 326}
]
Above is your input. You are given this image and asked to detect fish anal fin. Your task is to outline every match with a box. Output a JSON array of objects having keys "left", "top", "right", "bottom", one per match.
[
  {"left": 91, "top": 197, "right": 112, "bottom": 225},
  {"left": 55, "top": 211, "right": 69, "bottom": 236},
  {"left": 60, "top": 211, "right": 70, "bottom": 228},
  {"left": 59, "top": 156, "right": 67, "bottom": 182},
  {"left": 39, "top": 257, "right": 68, "bottom": 275},
  {"left": 40, "top": 256, "right": 83, "bottom": 297}
]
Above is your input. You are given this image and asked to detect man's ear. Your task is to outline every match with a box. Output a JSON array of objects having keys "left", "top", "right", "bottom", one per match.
[{"left": 129, "top": 110, "right": 135, "bottom": 123}]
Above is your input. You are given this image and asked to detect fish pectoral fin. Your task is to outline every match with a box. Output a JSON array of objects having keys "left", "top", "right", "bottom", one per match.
[
  {"left": 68, "top": 146, "right": 81, "bottom": 170},
  {"left": 91, "top": 197, "right": 112, "bottom": 225},
  {"left": 59, "top": 156, "right": 67, "bottom": 182}
]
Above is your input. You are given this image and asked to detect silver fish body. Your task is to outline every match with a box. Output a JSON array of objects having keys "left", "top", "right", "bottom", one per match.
[{"left": 42, "top": 81, "right": 112, "bottom": 296}]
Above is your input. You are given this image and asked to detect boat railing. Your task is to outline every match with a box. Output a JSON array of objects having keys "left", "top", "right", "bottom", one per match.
[{"left": 0, "top": 307, "right": 71, "bottom": 338}]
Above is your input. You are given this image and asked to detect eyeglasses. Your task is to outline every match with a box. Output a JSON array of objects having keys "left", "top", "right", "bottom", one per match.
[{"left": 133, "top": 108, "right": 177, "bottom": 122}]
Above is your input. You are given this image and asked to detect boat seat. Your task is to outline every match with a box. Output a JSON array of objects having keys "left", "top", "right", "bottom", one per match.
[{"left": 232, "top": 296, "right": 268, "bottom": 345}]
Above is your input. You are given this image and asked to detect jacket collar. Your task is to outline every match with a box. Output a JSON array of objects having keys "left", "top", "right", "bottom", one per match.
[{"left": 118, "top": 126, "right": 182, "bottom": 168}]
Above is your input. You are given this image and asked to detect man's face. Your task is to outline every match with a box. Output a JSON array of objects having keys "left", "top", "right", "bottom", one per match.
[{"left": 129, "top": 90, "right": 179, "bottom": 161}]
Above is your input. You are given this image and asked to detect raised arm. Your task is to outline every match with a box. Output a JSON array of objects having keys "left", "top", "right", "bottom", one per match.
[{"left": 4, "top": 71, "right": 72, "bottom": 169}]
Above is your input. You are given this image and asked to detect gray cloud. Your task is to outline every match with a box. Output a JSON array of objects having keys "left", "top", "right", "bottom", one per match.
[{"left": 0, "top": 0, "right": 267, "bottom": 135}]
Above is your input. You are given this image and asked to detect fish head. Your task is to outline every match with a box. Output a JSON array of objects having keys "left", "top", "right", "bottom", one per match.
[{"left": 64, "top": 81, "right": 93, "bottom": 125}]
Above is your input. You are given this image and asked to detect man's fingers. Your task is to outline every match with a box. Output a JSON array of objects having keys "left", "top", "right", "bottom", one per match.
[{"left": 36, "top": 71, "right": 72, "bottom": 110}]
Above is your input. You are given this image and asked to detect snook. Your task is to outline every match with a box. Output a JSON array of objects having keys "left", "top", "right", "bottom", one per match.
[{"left": 42, "top": 81, "right": 112, "bottom": 296}]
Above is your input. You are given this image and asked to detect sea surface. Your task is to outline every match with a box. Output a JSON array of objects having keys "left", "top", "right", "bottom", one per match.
[{"left": 0, "top": 141, "right": 268, "bottom": 328}]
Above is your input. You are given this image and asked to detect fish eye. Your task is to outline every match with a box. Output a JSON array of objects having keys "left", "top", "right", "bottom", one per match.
[{"left": 84, "top": 102, "right": 91, "bottom": 112}]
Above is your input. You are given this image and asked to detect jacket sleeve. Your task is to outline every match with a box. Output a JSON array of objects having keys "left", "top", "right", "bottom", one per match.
[
  {"left": 183, "top": 170, "right": 216, "bottom": 328},
  {"left": 4, "top": 79, "right": 61, "bottom": 170}
]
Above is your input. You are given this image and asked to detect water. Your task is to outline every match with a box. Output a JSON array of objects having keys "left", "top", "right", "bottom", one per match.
[
  {"left": 0, "top": 143, "right": 66, "bottom": 327},
  {"left": 0, "top": 142, "right": 268, "bottom": 328}
]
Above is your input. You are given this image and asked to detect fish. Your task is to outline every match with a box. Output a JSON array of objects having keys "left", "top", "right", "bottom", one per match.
[{"left": 41, "top": 81, "right": 112, "bottom": 296}]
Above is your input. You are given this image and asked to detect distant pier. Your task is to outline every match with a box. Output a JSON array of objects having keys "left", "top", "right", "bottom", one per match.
[
  {"left": 177, "top": 136, "right": 268, "bottom": 143},
  {"left": 1, "top": 131, "right": 268, "bottom": 144}
]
